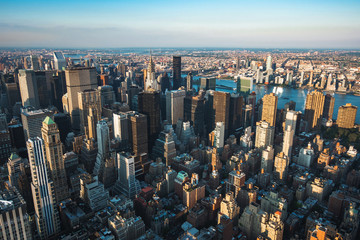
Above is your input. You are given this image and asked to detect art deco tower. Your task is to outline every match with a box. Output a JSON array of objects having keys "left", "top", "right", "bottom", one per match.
[{"left": 41, "top": 116, "right": 69, "bottom": 202}]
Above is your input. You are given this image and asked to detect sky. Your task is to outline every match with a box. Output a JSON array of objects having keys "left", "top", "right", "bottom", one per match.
[{"left": 0, "top": 0, "right": 359, "bottom": 48}]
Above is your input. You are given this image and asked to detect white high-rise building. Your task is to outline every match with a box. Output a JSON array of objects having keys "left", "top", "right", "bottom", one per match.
[
  {"left": 53, "top": 52, "right": 66, "bottom": 70},
  {"left": 282, "top": 125, "right": 294, "bottom": 158},
  {"left": 166, "top": 90, "right": 186, "bottom": 125},
  {"left": 114, "top": 152, "right": 141, "bottom": 199},
  {"left": 297, "top": 143, "right": 315, "bottom": 168},
  {"left": 93, "top": 120, "right": 110, "bottom": 176},
  {"left": 214, "top": 122, "right": 225, "bottom": 148},
  {"left": 255, "top": 121, "right": 275, "bottom": 148},
  {"left": 27, "top": 137, "right": 60, "bottom": 239},
  {"left": 284, "top": 110, "right": 299, "bottom": 133},
  {"left": 261, "top": 146, "right": 274, "bottom": 173},
  {"left": 266, "top": 55, "right": 272, "bottom": 73},
  {"left": 113, "top": 112, "right": 131, "bottom": 146}
]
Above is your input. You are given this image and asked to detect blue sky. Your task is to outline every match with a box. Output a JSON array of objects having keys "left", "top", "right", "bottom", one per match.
[{"left": 0, "top": 0, "right": 359, "bottom": 48}]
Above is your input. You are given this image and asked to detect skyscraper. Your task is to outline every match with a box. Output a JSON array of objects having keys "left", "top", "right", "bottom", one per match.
[
  {"left": 304, "top": 90, "right": 325, "bottom": 130},
  {"left": 21, "top": 108, "right": 53, "bottom": 140},
  {"left": 266, "top": 55, "right": 272, "bottom": 72},
  {"left": 214, "top": 122, "right": 225, "bottom": 149},
  {"left": 78, "top": 89, "right": 102, "bottom": 139},
  {"left": 186, "top": 72, "right": 193, "bottom": 91},
  {"left": 173, "top": 56, "right": 182, "bottom": 90},
  {"left": 213, "top": 91, "right": 230, "bottom": 137},
  {"left": 255, "top": 121, "right": 275, "bottom": 149},
  {"left": 200, "top": 77, "right": 216, "bottom": 90},
  {"left": 284, "top": 110, "right": 300, "bottom": 135},
  {"left": 93, "top": 120, "right": 111, "bottom": 177},
  {"left": 337, "top": 103, "right": 357, "bottom": 128},
  {"left": 18, "top": 70, "right": 40, "bottom": 108},
  {"left": 30, "top": 55, "right": 40, "bottom": 70},
  {"left": 282, "top": 125, "right": 294, "bottom": 158},
  {"left": 145, "top": 55, "right": 156, "bottom": 90},
  {"left": 27, "top": 137, "right": 61, "bottom": 239},
  {"left": 323, "top": 94, "right": 335, "bottom": 120},
  {"left": 130, "top": 112, "right": 148, "bottom": 156},
  {"left": 64, "top": 67, "right": 97, "bottom": 130},
  {"left": 229, "top": 93, "right": 243, "bottom": 134},
  {"left": 236, "top": 76, "right": 253, "bottom": 95},
  {"left": 184, "top": 94, "right": 205, "bottom": 136},
  {"left": 53, "top": 52, "right": 66, "bottom": 70},
  {"left": 113, "top": 112, "right": 131, "bottom": 148},
  {"left": 114, "top": 152, "right": 141, "bottom": 199},
  {"left": 41, "top": 117, "right": 69, "bottom": 202},
  {"left": 261, "top": 93, "right": 278, "bottom": 127},
  {"left": 138, "top": 90, "right": 161, "bottom": 152},
  {"left": 0, "top": 185, "right": 32, "bottom": 240},
  {"left": 274, "top": 152, "right": 289, "bottom": 181},
  {"left": 166, "top": 89, "right": 186, "bottom": 125}
]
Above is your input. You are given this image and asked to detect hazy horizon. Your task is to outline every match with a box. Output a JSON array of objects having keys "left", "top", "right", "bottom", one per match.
[{"left": 1, "top": 0, "right": 360, "bottom": 49}]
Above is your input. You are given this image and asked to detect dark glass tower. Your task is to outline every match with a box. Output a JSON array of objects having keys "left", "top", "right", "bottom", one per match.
[{"left": 173, "top": 56, "right": 182, "bottom": 90}]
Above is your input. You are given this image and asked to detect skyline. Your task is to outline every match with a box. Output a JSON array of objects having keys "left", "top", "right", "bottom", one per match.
[{"left": 1, "top": 0, "right": 360, "bottom": 48}]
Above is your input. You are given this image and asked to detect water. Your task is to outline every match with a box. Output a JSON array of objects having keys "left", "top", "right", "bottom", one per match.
[{"left": 185, "top": 75, "right": 360, "bottom": 123}]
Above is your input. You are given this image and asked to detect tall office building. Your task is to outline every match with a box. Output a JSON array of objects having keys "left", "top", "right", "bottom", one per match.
[
  {"left": 261, "top": 146, "right": 274, "bottom": 173},
  {"left": 53, "top": 52, "right": 66, "bottom": 70},
  {"left": 255, "top": 121, "right": 275, "bottom": 148},
  {"left": 27, "top": 137, "right": 61, "bottom": 239},
  {"left": 138, "top": 90, "right": 161, "bottom": 152},
  {"left": 18, "top": 70, "right": 39, "bottom": 108},
  {"left": 236, "top": 76, "right": 253, "bottom": 95},
  {"left": 213, "top": 122, "right": 225, "bottom": 149},
  {"left": 41, "top": 117, "right": 69, "bottom": 202},
  {"left": 80, "top": 174, "right": 109, "bottom": 211},
  {"left": 51, "top": 71, "right": 67, "bottom": 111},
  {"left": 130, "top": 112, "right": 148, "bottom": 156},
  {"left": 213, "top": 91, "right": 230, "bottom": 137},
  {"left": 113, "top": 112, "right": 131, "bottom": 148},
  {"left": 200, "top": 77, "right": 216, "bottom": 90},
  {"left": 184, "top": 94, "right": 205, "bottom": 136},
  {"left": 30, "top": 55, "right": 40, "bottom": 70},
  {"left": 21, "top": 108, "right": 53, "bottom": 140},
  {"left": 0, "top": 185, "right": 32, "bottom": 240},
  {"left": 93, "top": 120, "right": 111, "bottom": 177},
  {"left": 18, "top": 70, "right": 53, "bottom": 109},
  {"left": 173, "top": 56, "right": 182, "bottom": 90},
  {"left": 284, "top": 110, "right": 300, "bottom": 135},
  {"left": 337, "top": 103, "right": 357, "bottom": 128},
  {"left": 304, "top": 90, "right": 325, "bottom": 130},
  {"left": 114, "top": 152, "right": 141, "bottom": 199},
  {"left": 323, "top": 94, "right": 335, "bottom": 120},
  {"left": 78, "top": 89, "right": 102, "bottom": 139},
  {"left": 261, "top": 93, "right": 278, "bottom": 127},
  {"left": 64, "top": 67, "right": 98, "bottom": 130},
  {"left": 274, "top": 152, "right": 289, "bottom": 181},
  {"left": 229, "top": 93, "right": 243, "bottom": 133},
  {"left": 282, "top": 125, "right": 294, "bottom": 158},
  {"left": 166, "top": 89, "right": 186, "bottom": 125},
  {"left": 186, "top": 72, "right": 193, "bottom": 91},
  {"left": 266, "top": 55, "right": 272, "bottom": 71}
]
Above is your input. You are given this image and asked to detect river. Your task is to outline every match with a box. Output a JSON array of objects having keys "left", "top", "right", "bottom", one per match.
[{"left": 185, "top": 75, "right": 360, "bottom": 123}]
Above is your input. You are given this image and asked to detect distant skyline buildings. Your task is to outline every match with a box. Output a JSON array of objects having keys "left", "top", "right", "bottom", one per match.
[{"left": 0, "top": 1, "right": 359, "bottom": 48}]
